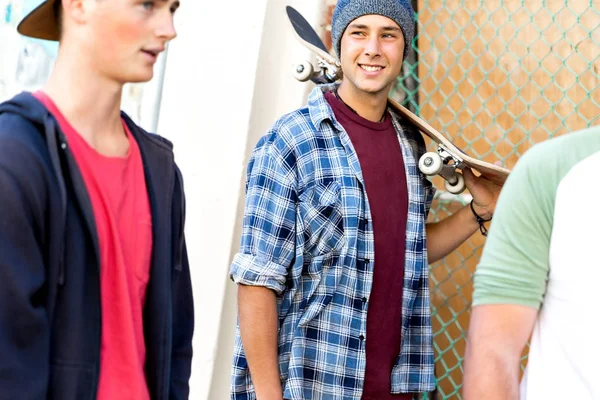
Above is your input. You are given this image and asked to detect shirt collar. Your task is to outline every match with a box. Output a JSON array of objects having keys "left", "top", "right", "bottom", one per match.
[
  {"left": 307, "top": 82, "right": 406, "bottom": 132},
  {"left": 307, "top": 83, "right": 344, "bottom": 132}
]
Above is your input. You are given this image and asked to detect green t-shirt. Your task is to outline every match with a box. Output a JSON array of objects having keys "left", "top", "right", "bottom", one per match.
[{"left": 474, "top": 126, "right": 600, "bottom": 308}]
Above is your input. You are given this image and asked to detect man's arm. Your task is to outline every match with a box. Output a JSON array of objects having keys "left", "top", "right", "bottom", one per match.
[
  {"left": 426, "top": 167, "right": 500, "bottom": 263},
  {"left": 238, "top": 285, "right": 283, "bottom": 400},
  {"left": 426, "top": 203, "right": 482, "bottom": 263},
  {"left": 170, "top": 166, "right": 194, "bottom": 400},
  {"left": 230, "top": 133, "right": 297, "bottom": 399},
  {"left": 170, "top": 239, "right": 194, "bottom": 400},
  {"left": 0, "top": 135, "right": 50, "bottom": 399},
  {"left": 461, "top": 144, "right": 556, "bottom": 399},
  {"left": 463, "top": 304, "right": 537, "bottom": 400}
]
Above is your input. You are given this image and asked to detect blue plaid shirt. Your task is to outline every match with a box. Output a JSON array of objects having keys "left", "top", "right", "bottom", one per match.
[{"left": 230, "top": 85, "right": 436, "bottom": 399}]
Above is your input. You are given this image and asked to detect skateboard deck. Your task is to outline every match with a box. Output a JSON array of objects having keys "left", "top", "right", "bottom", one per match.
[{"left": 285, "top": 6, "right": 510, "bottom": 192}]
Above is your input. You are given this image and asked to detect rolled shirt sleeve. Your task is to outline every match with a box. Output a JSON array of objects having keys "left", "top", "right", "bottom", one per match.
[{"left": 229, "top": 131, "right": 297, "bottom": 294}]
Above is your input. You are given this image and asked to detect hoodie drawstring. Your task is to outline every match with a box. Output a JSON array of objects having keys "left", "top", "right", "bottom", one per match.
[
  {"left": 44, "top": 115, "right": 68, "bottom": 286},
  {"left": 174, "top": 167, "right": 185, "bottom": 272}
]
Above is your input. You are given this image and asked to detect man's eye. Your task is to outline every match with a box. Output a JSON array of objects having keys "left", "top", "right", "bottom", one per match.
[{"left": 142, "top": 1, "right": 154, "bottom": 10}]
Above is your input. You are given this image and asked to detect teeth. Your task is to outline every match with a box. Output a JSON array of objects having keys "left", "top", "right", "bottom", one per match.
[{"left": 361, "top": 65, "right": 383, "bottom": 72}]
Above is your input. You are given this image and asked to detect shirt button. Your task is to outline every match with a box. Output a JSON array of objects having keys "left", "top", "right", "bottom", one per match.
[
  {"left": 359, "top": 335, "right": 365, "bottom": 341},
  {"left": 362, "top": 297, "right": 367, "bottom": 303},
  {"left": 364, "top": 259, "right": 370, "bottom": 264}
]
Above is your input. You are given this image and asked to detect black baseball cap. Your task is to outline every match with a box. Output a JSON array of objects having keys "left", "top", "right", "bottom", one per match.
[{"left": 17, "top": 0, "right": 61, "bottom": 41}]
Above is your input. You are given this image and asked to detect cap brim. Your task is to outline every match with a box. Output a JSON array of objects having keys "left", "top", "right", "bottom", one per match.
[{"left": 17, "top": 0, "right": 60, "bottom": 41}]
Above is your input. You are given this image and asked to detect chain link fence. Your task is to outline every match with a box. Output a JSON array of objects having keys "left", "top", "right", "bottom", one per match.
[{"left": 389, "top": 1, "right": 600, "bottom": 398}]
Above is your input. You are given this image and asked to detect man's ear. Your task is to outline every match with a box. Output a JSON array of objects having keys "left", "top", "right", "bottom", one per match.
[{"left": 60, "top": 0, "right": 90, "bottom": 28}]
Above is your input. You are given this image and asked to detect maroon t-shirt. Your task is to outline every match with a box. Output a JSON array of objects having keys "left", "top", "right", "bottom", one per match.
[{"left": 325, "top": 92, "right": 411, "bottom": 399}]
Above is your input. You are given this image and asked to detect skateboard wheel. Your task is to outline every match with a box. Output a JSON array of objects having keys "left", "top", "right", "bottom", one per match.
[
  {"left": 419, "top": 152, "right": 443, "bottom": 176},
  {"left": 293, "top": 61, "right": 314, "bottom": 82},
  {"left": 444, "top": 173, "right": 465, "bottom": 194}
]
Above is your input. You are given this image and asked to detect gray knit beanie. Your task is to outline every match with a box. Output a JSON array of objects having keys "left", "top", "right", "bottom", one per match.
[{"left": 331, "top": 0, "right": 415, "bottom": 61}]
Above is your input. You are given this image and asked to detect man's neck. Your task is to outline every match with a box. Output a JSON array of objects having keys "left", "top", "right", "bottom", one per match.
[
  {"left": 43, "top": 45, "right": 125, "bottom": 145},
  {"left": 336, "top": 81, "right": 390, "bottom": 123}
]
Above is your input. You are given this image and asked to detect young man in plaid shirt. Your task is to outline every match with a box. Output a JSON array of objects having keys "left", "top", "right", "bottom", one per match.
[{"left": 230, "top": 0, "right": 501, "bottom": 399}]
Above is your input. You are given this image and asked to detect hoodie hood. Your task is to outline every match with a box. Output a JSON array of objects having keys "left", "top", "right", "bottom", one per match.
[
  {"left": 0, "top": 92, "right": 68, "bottom": 284},
  {"left": 0, "top": 92, "right": 55, "bottom": 125}
]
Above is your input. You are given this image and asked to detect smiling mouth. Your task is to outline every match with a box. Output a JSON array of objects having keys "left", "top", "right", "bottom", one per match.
[
  {"left": 142, "top": 50, "right": 159, "bottom": 57},
  {"left": 359, "top": 64, "right": 384, "bottom": 72}
]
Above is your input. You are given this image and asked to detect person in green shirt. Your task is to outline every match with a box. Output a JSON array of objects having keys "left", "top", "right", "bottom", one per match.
[{"left": 464, "top": 126, "right": 600, "bottom": 399}]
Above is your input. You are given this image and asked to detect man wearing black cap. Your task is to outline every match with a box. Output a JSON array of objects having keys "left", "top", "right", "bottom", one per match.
[
  {"left": 229, "top": 0, "right": 501, "bottom": 399},
  {"left": 0, "top": 1, "right": 193, "bottom": 399}
]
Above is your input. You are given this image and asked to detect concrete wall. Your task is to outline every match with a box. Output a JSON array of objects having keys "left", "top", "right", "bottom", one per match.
[{"left": 156, "top": 1, "right": 324, "bottom": 398}]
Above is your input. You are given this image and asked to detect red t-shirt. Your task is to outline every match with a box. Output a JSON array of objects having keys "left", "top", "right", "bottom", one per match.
[
  {"left": 325, "top": 92, "right": 411, "bottom": 399},
  {"left": 35, "top": 92, "right": 152, "bottom": 400}
]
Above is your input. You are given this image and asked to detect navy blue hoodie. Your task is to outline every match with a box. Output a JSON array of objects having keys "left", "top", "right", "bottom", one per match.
[{"left": 0, "top": 93, "right": 194, "bottom": 399}]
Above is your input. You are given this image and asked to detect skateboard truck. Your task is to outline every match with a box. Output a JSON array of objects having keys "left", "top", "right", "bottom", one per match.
[
  {"left": 419, "top": 145, "right": 466, "bottom": 194},
  {"left": 293, "top": 57, "right": 342, "bottom": 85}
]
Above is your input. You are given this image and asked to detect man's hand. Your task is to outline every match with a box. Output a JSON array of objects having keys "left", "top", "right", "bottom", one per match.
[
  {"left": 426, "top": 163, "right": 504, "bottom": 262},
  {"left": 463, "top": 165, "right": 503, "bottom": 220}
]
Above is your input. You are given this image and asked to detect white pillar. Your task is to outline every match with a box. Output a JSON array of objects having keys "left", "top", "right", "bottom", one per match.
[
  {"left": 157, "top": 0, "right": 325, "bottom": 398},
  {"left": 207, "top": 0, "right": 326, "bottom": 395}
]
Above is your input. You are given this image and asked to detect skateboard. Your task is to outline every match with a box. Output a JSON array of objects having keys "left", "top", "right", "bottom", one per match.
[{"left": 285, "top": 6, "right": 510, "bottom": 194}]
